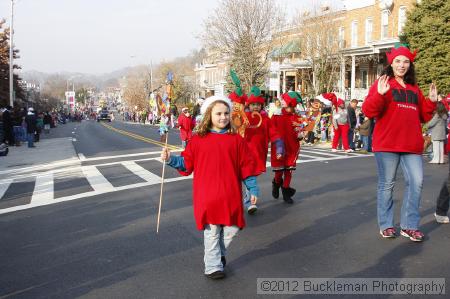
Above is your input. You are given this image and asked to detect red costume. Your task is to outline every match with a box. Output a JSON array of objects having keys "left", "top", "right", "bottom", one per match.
[
  {"left": 244, "top": 91, "right": 280, "bottom": 175},
  {"left": 270, "top": 109, "right": 300, "bottom": 170},
  {"left": 270, "top": 92, "right": 302, "bottom": 204},
  {"left": 177, "top": 133, "right": 256, "bottom": 230},
  {"left": 177, "top": 113, "right": 195, "bottom": 142}
]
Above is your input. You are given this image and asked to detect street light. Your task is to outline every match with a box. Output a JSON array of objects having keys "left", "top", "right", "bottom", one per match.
[{"left": 9, "top": 0, "right": 15, "bottom": 107}]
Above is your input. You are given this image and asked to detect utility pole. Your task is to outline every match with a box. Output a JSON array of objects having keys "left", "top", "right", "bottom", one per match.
[{"left": 9, "top": 0, "right": 14, "bottom": 107}]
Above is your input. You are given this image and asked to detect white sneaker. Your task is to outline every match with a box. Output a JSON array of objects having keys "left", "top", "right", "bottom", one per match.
[
  {"left": 434, "top": 213, "right": 450, "bottom": 224},
  {"left": 247, "top": 204, "right": 258, "bottom": 215},
  {"left": 331, "top": 149, "right": 337, "bottom": 152},
  {"left": 345, "top": 149, "right": 354, "bottom": 153}
]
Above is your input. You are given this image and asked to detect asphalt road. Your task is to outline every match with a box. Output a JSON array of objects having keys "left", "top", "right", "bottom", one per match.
[{"left": 0, "top": 119, "right": 449, "bottom": 299}]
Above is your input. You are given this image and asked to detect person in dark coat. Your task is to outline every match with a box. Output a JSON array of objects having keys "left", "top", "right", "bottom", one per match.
[
  {"left": 25, "top": 108, "right": 37, "bottom": 148},
  {"left": 43, "top": 112, "right": 52, "bottom": 133},
  {"left": 347, "top": 99, "right": 358, "bottom": 150}
]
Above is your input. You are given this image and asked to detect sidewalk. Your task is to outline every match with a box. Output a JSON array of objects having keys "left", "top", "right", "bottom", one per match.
[{"left": 0, "top": 137, "right": 80, "bottom": 180}]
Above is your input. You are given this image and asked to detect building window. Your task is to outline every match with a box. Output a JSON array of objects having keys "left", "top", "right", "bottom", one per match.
[
  {"left": 381, "top": 10, "right": 389, "bottom": 39},
  {"left": 361, "top": 70, "right": 368, "bottom": 89},
  {"left": 365, "top": 18, "right": 373, "bottom": 45},
  {"left": 351, "top": 21, "right": 358, "bottom": 47},
  {"left": 338, "top": 27, "right": 345, "bottom": 48},
  {"left": 398, "top": 6, "right": 407, "bottom": 34}
]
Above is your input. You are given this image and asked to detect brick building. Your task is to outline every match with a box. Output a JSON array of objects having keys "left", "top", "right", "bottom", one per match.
[{"left": 340, "top": 0, "right": 417, "bottom": 101}]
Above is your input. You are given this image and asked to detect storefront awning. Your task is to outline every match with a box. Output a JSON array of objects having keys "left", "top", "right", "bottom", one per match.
[{"left": 271, "top": 40, "right": 301, "bottom": 57}]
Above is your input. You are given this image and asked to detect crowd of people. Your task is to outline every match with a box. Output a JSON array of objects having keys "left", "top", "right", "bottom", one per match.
[
  {"left": 159, "top": 44, "right": 449, "bottom": 280},
  {"left": 0, "top": 106, "right": 82, "bottom": 151}
]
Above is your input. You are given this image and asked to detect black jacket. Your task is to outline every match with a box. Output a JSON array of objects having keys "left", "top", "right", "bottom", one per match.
[
  {"left": 25, "top": 113, "right": 37, "bottom": 133},
  {"left": 347, "top": 106, "right": 357, "bottom": 129}
]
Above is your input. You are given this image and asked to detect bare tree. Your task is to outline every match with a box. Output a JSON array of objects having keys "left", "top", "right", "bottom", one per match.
[
  {"left": 123, "top": 69, "right": 148, "bottom": 110},
  {"left": 294, "top": 7, "right": 343, "bottom": 96},
  {"left": 201, "top": 0, "right": 285, "bottom": 91}
]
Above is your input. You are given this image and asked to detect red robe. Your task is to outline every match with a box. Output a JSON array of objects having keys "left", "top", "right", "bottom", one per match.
[
  {"left": 244, "top": 111, "right": 280, "bottom": 175},
  {"left": 178, "top": 132, "right": 256, "bottom": 230},
  {"left": 270, "top": 109, "right": 301, "bottom": 170},
  {"left": 177, "top": 114, "right": 195, "bottom": 141}
]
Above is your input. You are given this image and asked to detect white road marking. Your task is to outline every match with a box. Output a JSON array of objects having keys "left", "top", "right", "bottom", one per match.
[
  {"left": 80, "top": 150, "right": 181, "bottom": 162},
  {"left": 0, "top": 149, "right": 369, "bottom": 215},
  {"left": 0, "top": 179, "right": 13, "bottom": 199},
  {"left": 121, "top": 161, "right": 161, "bottom": 183},
  {"left": 31, "top": 173, "right": 54, "bottom": 204},
  {"left": 81, "top": 166, "right": 115, "bottom": 193},
  {"left": 72, "top": 138, "right": 77, "bottom": 142}
]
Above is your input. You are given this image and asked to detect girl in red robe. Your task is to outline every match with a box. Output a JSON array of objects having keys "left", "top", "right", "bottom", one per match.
[
  {"left": 161, "top": 95, "right": 259, "bottom": 279},
  {"left": 270, "top": 92, "right": 302, "bottom": 204}
]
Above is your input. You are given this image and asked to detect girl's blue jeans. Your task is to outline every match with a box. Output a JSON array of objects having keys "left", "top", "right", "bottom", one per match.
[
  {"left": 203, "top": 224, "right": 239, "bottom": 274},
  {"left": 361, "top": 135, "right": 369, "bottom": 151},
  {"left": 374, "top": 152, "right": 423, "bottom": 231}
]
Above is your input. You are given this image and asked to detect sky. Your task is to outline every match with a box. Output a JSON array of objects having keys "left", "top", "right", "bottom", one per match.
[{"left": 0, "top": 0, "right": 344, "bottom": 75}]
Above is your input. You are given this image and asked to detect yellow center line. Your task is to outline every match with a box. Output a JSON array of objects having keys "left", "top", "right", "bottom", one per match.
[{"left": 101, "top": 122, "right": 182, "bottom": 150}]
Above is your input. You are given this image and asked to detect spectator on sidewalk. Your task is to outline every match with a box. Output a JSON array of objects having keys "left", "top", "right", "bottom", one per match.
[
  {"left": 435, "top": 138, "right": 450, "bottom": 224},
  {"left": 43, "top": 112, "right": 52, "bottom": 133},
  {"left": 35, "top": 112, "right": 44, "bottom": 142},
  {"left": 332, "top": 99, "right": 352, "bottom": 152},
  {"left": 427, "top": 101, "right": 447, "bottom": 164},
  {"left": 358, "top": 115, "right": 371, "bottom": 153},
  {"left": 347, "top": 99, "right": 358, "bottom": 150},
  {"left": 25, "top": 108, "right": 37, "bottom": 148}
]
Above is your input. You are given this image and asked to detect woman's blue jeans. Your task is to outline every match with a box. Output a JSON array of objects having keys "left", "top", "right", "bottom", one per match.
[{"left": 374, "top": 152, "right": 423, "bottom": 231}]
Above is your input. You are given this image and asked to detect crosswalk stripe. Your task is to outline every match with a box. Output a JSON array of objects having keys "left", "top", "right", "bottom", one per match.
[
  {"left": 301, "top": 149, "right": 353, "bottom": 156},
  {"left": 121, "top": 161, "right": 161, "bottom": 183},
  {"left": 31, "top": 174, "right": 54, "bottom": 204},
  {"left": 0, "top": 149, "right": 370, "bottom": 215},
  {"left": 299, "top": 153, "right": 321, "bottom": 159},
  {"left": 0, "top": 179, "right": 13, "bottom": 199},
  {"left": 81, "top": 166, "right": 115, "bottom": 192}
]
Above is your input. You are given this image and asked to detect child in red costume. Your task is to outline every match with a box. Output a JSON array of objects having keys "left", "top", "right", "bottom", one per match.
[
  {"left": 161, "top": 95, "right": 259, "bottom": 279},
  {"left": 270, "top": 92, "right": 302, "bottom": 204},
  {"left": 177, "top": 107, "right": 195, "bottom": 148},
  {"left": 243, "top": 86, "right": 284, "bottom": 214}
]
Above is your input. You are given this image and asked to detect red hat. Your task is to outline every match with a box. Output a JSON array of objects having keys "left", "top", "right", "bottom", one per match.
[
  {"left": 229, "top": 91, "right": 247, "bottom": 105},
  {"left": 246, "top": 86, "right": 265, "bottom": 105},
  {"left": 281, "top": 92, "right": 298, "bottom": 107},
  {"left": 317, "top": 93, "right": 337, "bottom": 106},
  {"left": 386, "top": 45, "right": 417, "bottom": 64}
]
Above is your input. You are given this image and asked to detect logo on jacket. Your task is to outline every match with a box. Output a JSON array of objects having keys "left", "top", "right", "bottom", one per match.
[{"left": 392, "top": 89, "right": 418, "bottom": 105}]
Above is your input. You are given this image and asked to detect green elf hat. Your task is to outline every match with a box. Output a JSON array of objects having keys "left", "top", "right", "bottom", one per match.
[
  {"left": 281, "top": 91, "right": 303, "bottom": 108},
  {"left": 228, "top": 69, "right": 247, "bottom": 105},
  {"left": 246, "top": 86, "right": 265, "bottom": 105}
]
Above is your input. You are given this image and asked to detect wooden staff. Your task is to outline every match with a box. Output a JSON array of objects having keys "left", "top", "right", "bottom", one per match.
[{"left": 157, "top": 131, "right": 169, "bottom": 234}]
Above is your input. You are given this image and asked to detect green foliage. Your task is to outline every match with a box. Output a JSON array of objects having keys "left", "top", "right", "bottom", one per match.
[
  {"left": 0, "top": 19, "right": 25, "bottom": 107},
  {"left": 402, "top": 0, "right": 450, "bottom": 93}
]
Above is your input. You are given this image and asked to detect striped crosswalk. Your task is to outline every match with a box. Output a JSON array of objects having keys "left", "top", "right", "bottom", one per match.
[{"left": 0, "top": 147, "right": 370, "bottom": 215}]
